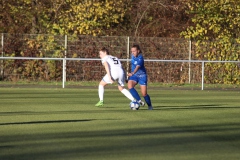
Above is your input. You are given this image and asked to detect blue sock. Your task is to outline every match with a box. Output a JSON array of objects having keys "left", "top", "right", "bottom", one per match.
[
  {"left": 129, "top": 88, "right": 141, "bottom": 101},
  {"left": 144, "top": 94, "right": 152, "bottom": 107}
]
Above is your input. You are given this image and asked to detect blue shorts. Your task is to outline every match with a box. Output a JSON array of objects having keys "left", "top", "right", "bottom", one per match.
[{"left": 128, "top": 74, "right": 148, "bottom": 86}]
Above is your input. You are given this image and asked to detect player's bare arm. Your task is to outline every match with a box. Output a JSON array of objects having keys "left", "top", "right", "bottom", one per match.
[{"left": 128, "top": 65, "right": 140, "bottom": 77}]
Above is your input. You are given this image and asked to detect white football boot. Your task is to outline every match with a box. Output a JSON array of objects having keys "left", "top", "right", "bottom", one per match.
[{"left": 138, "top": 100, "right": 145, "bottom": 107}]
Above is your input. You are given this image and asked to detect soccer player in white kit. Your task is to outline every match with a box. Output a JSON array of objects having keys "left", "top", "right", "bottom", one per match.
[{"left": 95, "top": 47, "right": 135, "bottom": 107}]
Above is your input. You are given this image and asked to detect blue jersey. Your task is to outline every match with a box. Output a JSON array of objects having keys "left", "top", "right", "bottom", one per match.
[{"left": 131, "top": 54, "right": 146, "bottom": 76}]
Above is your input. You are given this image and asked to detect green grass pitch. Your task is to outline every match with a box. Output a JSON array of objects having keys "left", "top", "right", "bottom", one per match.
[{"left": 0, "top": 87, "right": 240, "bottom": 160}]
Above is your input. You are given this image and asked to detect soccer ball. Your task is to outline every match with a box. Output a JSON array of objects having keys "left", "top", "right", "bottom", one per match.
[{"left": 130, "top": 101, "right": 140, "bottom": 110}]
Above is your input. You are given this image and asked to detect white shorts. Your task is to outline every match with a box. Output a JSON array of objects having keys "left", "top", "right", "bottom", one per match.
[{"left": 102, "top": 67, "right": 126, "bottom": 86}]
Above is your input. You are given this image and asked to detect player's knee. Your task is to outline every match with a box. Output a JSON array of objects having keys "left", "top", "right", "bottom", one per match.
[{"left": 127, "top": 81, "right": 135, "bottom": 89}]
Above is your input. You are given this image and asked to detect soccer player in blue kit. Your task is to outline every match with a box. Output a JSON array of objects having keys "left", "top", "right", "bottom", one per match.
[{"left": 127, "top": 44, "right": 153, "bottom": 110}]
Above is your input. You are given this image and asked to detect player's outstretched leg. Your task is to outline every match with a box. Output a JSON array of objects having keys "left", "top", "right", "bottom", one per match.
[{"left": 121, "top": 88, "right": 135, "bottom": 101}]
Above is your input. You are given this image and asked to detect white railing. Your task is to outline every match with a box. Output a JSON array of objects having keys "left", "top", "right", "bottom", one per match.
[
  {"left": 0, "top": 57, "right": 239, "bottom": 90},
  {"left": 0, "top": 34, "right": 192, "bottom": 82}
]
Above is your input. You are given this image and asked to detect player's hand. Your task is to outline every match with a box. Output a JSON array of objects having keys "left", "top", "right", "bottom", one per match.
[
  {"left": 109, "top": 79, "right": 114, "bottom": 84},
  {"left": 128, "top": 73, "right": 133, "bottom": 77}
]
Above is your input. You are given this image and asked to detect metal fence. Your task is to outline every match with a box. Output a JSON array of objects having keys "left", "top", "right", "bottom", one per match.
[{"left": 0, "top": 33, "right": 239, "bottom": 88}]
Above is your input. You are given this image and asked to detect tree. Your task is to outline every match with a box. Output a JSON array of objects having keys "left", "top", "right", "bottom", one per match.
[
  {"left": 51, "top": 0, "right": 131, "bottom": 35},
  {"left": 181, "top": 0, "right": 240, "bottom": 84},
  {"left": 0, "top": 0, "right": 32, "bottom": 33},
  {"left": 0, "top": 0, "right": 190, "bottom": 37},
  {"left": 0, "top": 0, "right": 57, "bottom": 34},
  {"left": 123, "top": 0, "right": 189, "bottom": 37}
]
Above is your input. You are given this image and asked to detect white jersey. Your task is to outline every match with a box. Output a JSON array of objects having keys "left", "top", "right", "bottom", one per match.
[
  {"left": 101, "top": 55, "right": 126, "bottom": 86},
  {"left": 101, "top": 55, "right": 122, "bottom": 69}
]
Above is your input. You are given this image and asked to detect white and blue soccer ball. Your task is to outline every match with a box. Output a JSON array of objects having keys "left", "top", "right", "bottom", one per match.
[{"left": 130, "top": 101, "right": 140, "bottom": 110}]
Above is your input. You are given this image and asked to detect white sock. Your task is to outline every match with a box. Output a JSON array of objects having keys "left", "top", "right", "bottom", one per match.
[
  {"left": 98, "top": 85, "right": 104, "bottom": 101},
  {"left": 121, "top": 89, "right": 134, "bottom": 101}
]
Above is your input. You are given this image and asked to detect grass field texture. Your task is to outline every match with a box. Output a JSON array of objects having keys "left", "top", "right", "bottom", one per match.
[{"left": 0, "top": 87, "right": 240, "bottom": 160}]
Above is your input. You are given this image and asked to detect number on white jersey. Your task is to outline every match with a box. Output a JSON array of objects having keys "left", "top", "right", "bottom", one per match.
[{"left": 111, "top": 57, "right": 119, "bottom": 65}]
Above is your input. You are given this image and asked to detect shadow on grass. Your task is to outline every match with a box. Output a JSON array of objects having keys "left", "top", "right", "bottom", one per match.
[
  {"left": 0, "top": 119, "right": 95, "bottom": 126},
  {"left": 153, "top": 105, "right": 240, "bottom": 110},
  {"left": 1, "top": 121, "right": 240, "bottom": 159},
  {"left": 0, "top": 109, "right": 124, "bottom": 116}
]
